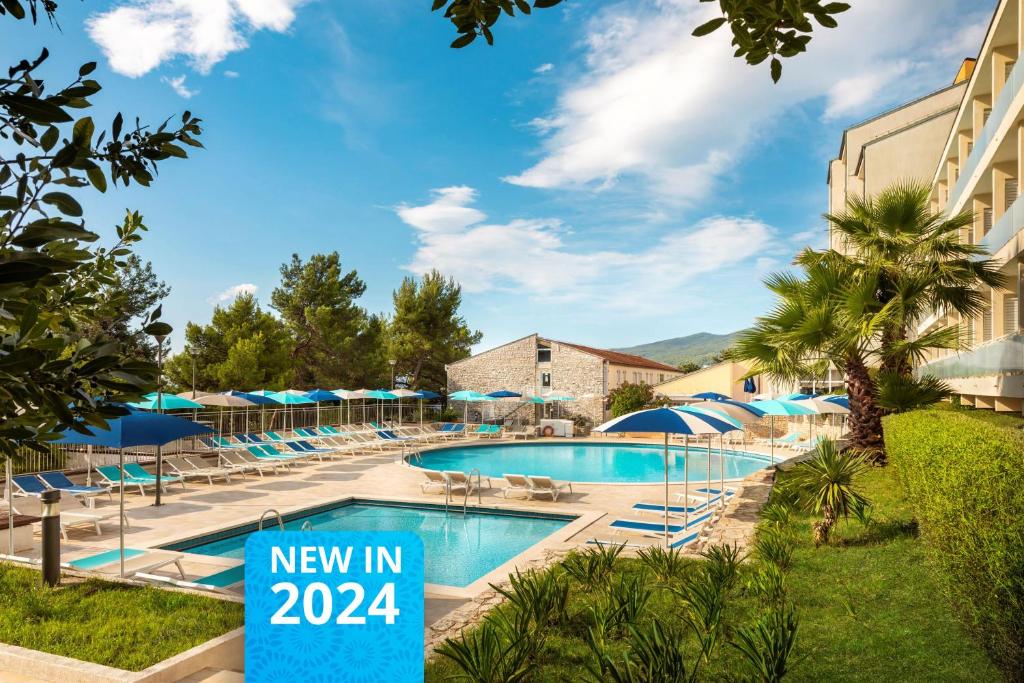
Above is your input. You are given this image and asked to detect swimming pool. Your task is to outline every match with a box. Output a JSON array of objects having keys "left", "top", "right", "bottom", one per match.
[
  {"left": 415, "top": 442, "right": 770, "bottom": 484},
  {"left": 162, "top": 499, "right": 573, "bottom": 588}
]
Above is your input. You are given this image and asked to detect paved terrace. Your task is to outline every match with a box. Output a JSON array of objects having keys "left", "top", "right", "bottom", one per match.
[{"left": 4, "top": 435, "right": 788, "bottom": 645}]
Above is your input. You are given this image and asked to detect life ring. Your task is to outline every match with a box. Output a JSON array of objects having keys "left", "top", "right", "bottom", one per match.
[{"left": 541, "top": 425, "right": 555, "bottom": 437}]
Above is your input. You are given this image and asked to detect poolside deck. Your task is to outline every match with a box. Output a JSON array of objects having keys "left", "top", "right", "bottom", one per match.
[{"left": 3, "top": 435, "right": 791, "bottom": 654}]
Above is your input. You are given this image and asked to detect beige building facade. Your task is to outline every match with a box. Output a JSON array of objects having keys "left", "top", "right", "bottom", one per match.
[
  {"left": 445, "top": 334, "right": 683, "bottom": 426},
  {"left": 828, "top": 67, "right": 971, "bottom": 252},
  {"left": 917, "top": 0, "right": 1024, "bottom": 412}
]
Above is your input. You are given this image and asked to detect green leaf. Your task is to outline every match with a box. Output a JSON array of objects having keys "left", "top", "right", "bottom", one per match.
[
  {"left": 0, "top": 94, "right": 72, "bottom": 123},
  {"left": 0, "top": 196, "right": 19, "bottom": 210},
  {"left": 86, "top": 166, "right": 107, "bottom": 193},
  {"left": 78, "top": 62, "right": 97, "bottom": 77},
  {"left": 450, "top": 32, "right": 477, "bottom": 48},
  {"left": 692, "top": 16, "right": 727, "bottom": 37},
  {"left": 514, "top": 0, "right": 530, "bottom": 13},
  {"left": 0, "top": 0, "right": 25, "bottom": 20},
  {"left": 533, "top": 0, "right": 561, "bottom": 7},
  {"left": 41, "top": 192, "right": 83, "bottom": 217},
  {"left": 40, "top": 126, "right": 59, "bottom": 152},
  {"left": 431, "top": 0, "right": 446, "bottom": 10},
  {"left": 72, "top": 116, "right": 95, "bottom": 146},
  {"left": 771, "top": 57, "right": 782, "bottom": 82}
]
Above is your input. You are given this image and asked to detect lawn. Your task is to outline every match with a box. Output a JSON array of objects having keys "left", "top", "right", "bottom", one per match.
[
  {"left": 0, "top": 563, "right": 245, "bottom": 671},
  {"left": 426, "top": 464, "right": 999, "bottom": 681}
]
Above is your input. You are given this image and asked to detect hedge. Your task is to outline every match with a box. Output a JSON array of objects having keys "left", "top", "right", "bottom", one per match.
[{"left": 884, "top": 409, "right": 1024, "bottom": 679}]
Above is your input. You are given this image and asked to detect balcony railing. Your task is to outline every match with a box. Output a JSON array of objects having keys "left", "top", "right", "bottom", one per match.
[
  {"left": 980, "top": 192, "right": 1024, "bottom": 258},
  {"left": 948, "top": 55, "right": 1024, "bottom": 213},
  {"left": 916, "top": 333, "right": 1024, "bottom": 379}
]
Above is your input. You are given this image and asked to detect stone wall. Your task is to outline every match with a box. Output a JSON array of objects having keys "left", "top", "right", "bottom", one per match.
[
  {"left": 445, "top": 335, "right": 610, "bottom": 426},
  {"left": 549, "top": 341, "right": 606, "bottom": 426}
]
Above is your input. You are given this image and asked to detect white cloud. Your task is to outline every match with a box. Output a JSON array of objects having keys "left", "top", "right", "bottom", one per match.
[
  {"left": 161, "top": 74, "right": 197, "bottom": 98},
  {"left": 398, "top": 186, "right": 774, "bottom": 313},
  {"left": 208, "top": 283, "right": 258, "bottom": 304},
  {"left": 534, "top": 63, "right": 554, "bottom": 74},
  {"left": 504, "top": 0, "right": 974, "bottom": 203},
  {"left": 87, "top": 0, "right": 306, "bottom": 77},
  {"left": 224, "top": 69, "right": 240, "bottom": 78}
]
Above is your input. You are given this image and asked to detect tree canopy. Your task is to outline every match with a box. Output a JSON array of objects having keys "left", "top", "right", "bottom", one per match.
[
  {"left": 434, "top": 0, "right": 851, "bottom": 82},
  {"left": 0, "top": 7, "right": 200, "bottom": 457},
  {"left": 389, "top": 270, "right": 482, "bottom": 390}
]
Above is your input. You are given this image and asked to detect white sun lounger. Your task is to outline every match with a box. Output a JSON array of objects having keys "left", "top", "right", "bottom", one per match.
[{"left": 526, "top": 475, "right": 572, "bottom": 501}]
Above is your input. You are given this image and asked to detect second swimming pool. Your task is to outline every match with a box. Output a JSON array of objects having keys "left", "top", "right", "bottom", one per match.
[
  {"left": 415, "top": 441, "right": 770, "bottom": 484},
  {"left": 162, "top": 499, "right": 573, "bottom": 588}
]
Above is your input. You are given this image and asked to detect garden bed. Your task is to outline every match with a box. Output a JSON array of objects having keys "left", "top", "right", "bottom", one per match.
[{"left": 0, "top": 563, "right": 244, "bottom": 672}]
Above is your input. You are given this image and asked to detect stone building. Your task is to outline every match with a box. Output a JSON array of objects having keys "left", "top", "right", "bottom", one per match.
[{"left": 445, "top": 334, "right": 683, "bottom": 426}]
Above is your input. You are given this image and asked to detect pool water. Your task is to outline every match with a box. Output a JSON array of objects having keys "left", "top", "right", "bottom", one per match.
[
  {"left": 416, "top": 442, "right": 769, "bottom": 484},
  {"left": 164, "top": 500, "right": 571, "bottom": 588}
]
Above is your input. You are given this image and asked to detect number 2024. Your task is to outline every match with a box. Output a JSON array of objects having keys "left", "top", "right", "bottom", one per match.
[{"left": 271, "top": 582, "right": 399, "bottom": 625}]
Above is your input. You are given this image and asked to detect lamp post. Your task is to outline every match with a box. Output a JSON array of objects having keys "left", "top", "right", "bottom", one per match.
[
  {"left": 154, "top": 334, "right": 166, "bottom": 507},
  {"left": 190, "top": 348, "right": 196, "bottom": 398}
]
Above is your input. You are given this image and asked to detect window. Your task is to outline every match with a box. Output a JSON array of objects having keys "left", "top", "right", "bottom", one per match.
[
  {"left": 982, "top": 304, "right": 993, "bottom": 342},
  {"left": 967, "top": 141, "right": 974, "bottom": 155},
  {"left": 541, "top": 372, "right": 551, "bottom": 388},
  {"left": 659, "top": 373, "right": 665, "bottom": 383},
  {"left": 983, "top": 108, "right": 992, "bottom": 125},
  {"left": 1004, "top": 294, "right": 1019, "bottom": 335},
  {"left": 537, "top": 344, "right": 551, "bottom": 363},
  {"left": 1007, "top": 178, "right": 1019, "bottom": 212},
  {"left": 1007, "top": 61, "right": 1016, "bottom": 81},
  {"left": 984, "top": 208, "right": 993, "bottom": 236}
]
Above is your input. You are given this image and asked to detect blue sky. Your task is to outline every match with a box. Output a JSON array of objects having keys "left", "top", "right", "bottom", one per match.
[{"left": 6, "top": 0, "right": 996, "bottom": 353}]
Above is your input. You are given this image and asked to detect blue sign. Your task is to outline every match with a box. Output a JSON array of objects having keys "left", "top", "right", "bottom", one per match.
[{"left": 244, "top": 531, "right": 424, "bottom": 682}]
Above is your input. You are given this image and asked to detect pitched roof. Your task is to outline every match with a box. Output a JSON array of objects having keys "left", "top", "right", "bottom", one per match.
[{"left": 557, "top": 341, "right": 681, "bottom": 373}]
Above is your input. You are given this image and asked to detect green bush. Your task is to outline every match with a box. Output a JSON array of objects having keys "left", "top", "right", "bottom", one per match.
[{"left": 884, "top": 408, "right": 1024, "bottom": 677}]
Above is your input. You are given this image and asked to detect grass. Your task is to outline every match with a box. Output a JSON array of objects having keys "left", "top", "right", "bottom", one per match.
[
  {"left": 0, "top": 563, "right": 244, "bottom": 671},
  {"left": 426, "top": 465, "right": 999, "bottom": 681}
]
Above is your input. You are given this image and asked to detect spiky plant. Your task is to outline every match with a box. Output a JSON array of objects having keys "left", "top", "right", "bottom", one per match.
[{"left": 785, "top": 438, "right": 870, "bottom": 546}]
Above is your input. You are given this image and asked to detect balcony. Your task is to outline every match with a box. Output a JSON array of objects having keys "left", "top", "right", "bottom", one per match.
[
  {"left": 947, "top": 56, "right": 1024, "bottom": 213},
  {"left": 980, "top": 192, "right": 1024, "bottom": 258},
  {"left": 917, "top": 334, "right": 1024, "bottom": 379}
]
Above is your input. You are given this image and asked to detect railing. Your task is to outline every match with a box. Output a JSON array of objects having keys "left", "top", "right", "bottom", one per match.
[
  {"left": 979, "top": 192, "right": 1024, "bottom": 259},
  {"left": 917, "top": 333, "right": 1024, "bottom": 379},
  {"left": 948, "top": 56, "right": 1024, "bottom": 213}
]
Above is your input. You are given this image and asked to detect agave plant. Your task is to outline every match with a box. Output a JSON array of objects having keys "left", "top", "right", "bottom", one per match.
[
  {"left": 585, "top": 620, "right": 690, "bottom": 683},
  {"left": 606, "top": 572, "right": 654, "bottom": 628},
  {"left": 636, "top": 545, "right": 688, "bottom": 583},
  {"left": 701, "top": 543, "right": 743, "bottom": 591},
  {"left": 674, "top": 568, "right": 729, "bottom": 673},
  {"left": 562, "top": 542, "right": 623, "bottom": 589},
  {"left": 731, "top": 603, "right": 800, "bottom": 683},
  {"left": 436, "top": 621, "right": 531, "bottom": 683},
  {"left": 874, "top": 371, "right": 952, "bottom": 413},
  {"left": 491, "top": 567, "right": 570, "bottom": 630},
  {"left": 748, "top": 561, "right": 788, "bottom": 607},
  {"left": 784, "top": 438, "right": 871, "bottom": 546},
  {"left": 753, "top": 527, "right": 795, "bottom": 571}
]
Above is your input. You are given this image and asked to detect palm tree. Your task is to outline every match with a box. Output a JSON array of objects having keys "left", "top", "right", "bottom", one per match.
[
  {"left": 820, "top": 181, "right": 1005, "bottom": 377},
  {"left": 732, "top": 258, "right": 891, "bottom": 452},
  {"left": 784, "top": 438, "right": 870, "bottom": 546}
]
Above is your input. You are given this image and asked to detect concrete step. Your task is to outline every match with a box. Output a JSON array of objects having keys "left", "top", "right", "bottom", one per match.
[{"left": 175, "top": 668, "right": 245, "bottom": 683}]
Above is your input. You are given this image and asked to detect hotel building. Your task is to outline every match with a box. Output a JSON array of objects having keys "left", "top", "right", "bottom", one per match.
[{"left": 830, "top": 0, "right": 1024, "bottom": 413}]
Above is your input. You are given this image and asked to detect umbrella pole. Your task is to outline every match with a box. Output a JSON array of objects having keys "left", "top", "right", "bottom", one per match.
[
  {"left": 770, "top": 415, "right": 775, "bottom": 466},
  {"left": 684, "top": 436, "right": 690, "bottom": 529},
  {"left": 663, "top": 433, "right": 670, "bottom": 548},
  {"left": 719, "top": 435, "right": 725, "bottom": 509},
  {"left": 119, "top": 449, "right": 125, "bottom": 578},
  {"left": 706, "top": 435, "right": 712, "bottom": 501},
  {"left": 6, "top": 457, "right": 12, "bottom": 556},
  {"left": 86, "top": 445, "right": 92, "bottom": 486}
]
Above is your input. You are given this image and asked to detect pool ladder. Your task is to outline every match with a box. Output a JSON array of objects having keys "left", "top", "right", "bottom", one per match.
[
  {"left": 460, "top": 469, "right": 482, "bottom": 516},
  {"left": 258, "top": 509, "right": 284, "bottom": 531}
]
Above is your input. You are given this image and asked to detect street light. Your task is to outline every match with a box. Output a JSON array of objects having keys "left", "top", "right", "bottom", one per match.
[{"left": 388, "top": 359, "right": 396, "bottom": 389}]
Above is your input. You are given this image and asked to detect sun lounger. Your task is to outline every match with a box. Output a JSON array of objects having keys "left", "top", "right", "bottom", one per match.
[
  {"left": 632, "top": 500, "right": 714, "bottom": 517},
  {"left": 443, "top": 470, "right": 488, "bottom": 493},
  {"left": 7, "top": 496, "right": 125, "bottom": 540},
  {"left": 34, "top": 472, "right": 112, "bottom": 502},
  {"left": 501, "top": 474, "right": 532, "bottom": 498},
  {"left": 167, "top": 456, "right": 233, "bottom": 485},
  {"left": 506, "top": 425, "right": 535, "bottom": 440},
  {"left": 246, "top": 445, "right": 304, "bottom": 465},
  {"left": 673, "top": 488, "right": 735, "bottom": 505},
  {"left": 609, "top": 510, "right": 713, "bottom": 539},
  {"left": 220, "top": 451, "right": 277, "bottom": 476},
  {"left": 95, "top": 465, "right": 173, "bottom": 496},
  {"left": 526, "top": 475, "right": 573, "bottom": 501},
  {"left": 420, "top": 470, "right": 449, "bottom": 494},
  {"left": 122, "top": 462, "right": 186, "bottom": 490},
  {"left": 793, "top": 435, "right": 825, "bottom": 452},
  {"left": 68, "top": 548, "right": 186, "bottom": 578}
]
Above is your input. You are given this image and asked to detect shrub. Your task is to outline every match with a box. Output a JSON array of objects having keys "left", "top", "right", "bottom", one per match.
[
  {"left": 885, "top": 408, "right": 1024, "bottom": 677},
  {"left": 608, "top": 382, "right": 655, "bottom": 417}
]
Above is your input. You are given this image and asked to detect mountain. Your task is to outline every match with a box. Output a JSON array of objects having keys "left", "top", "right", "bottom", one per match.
[{"left": 613, "top": 331, "right": 746, "bottom": 370}]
